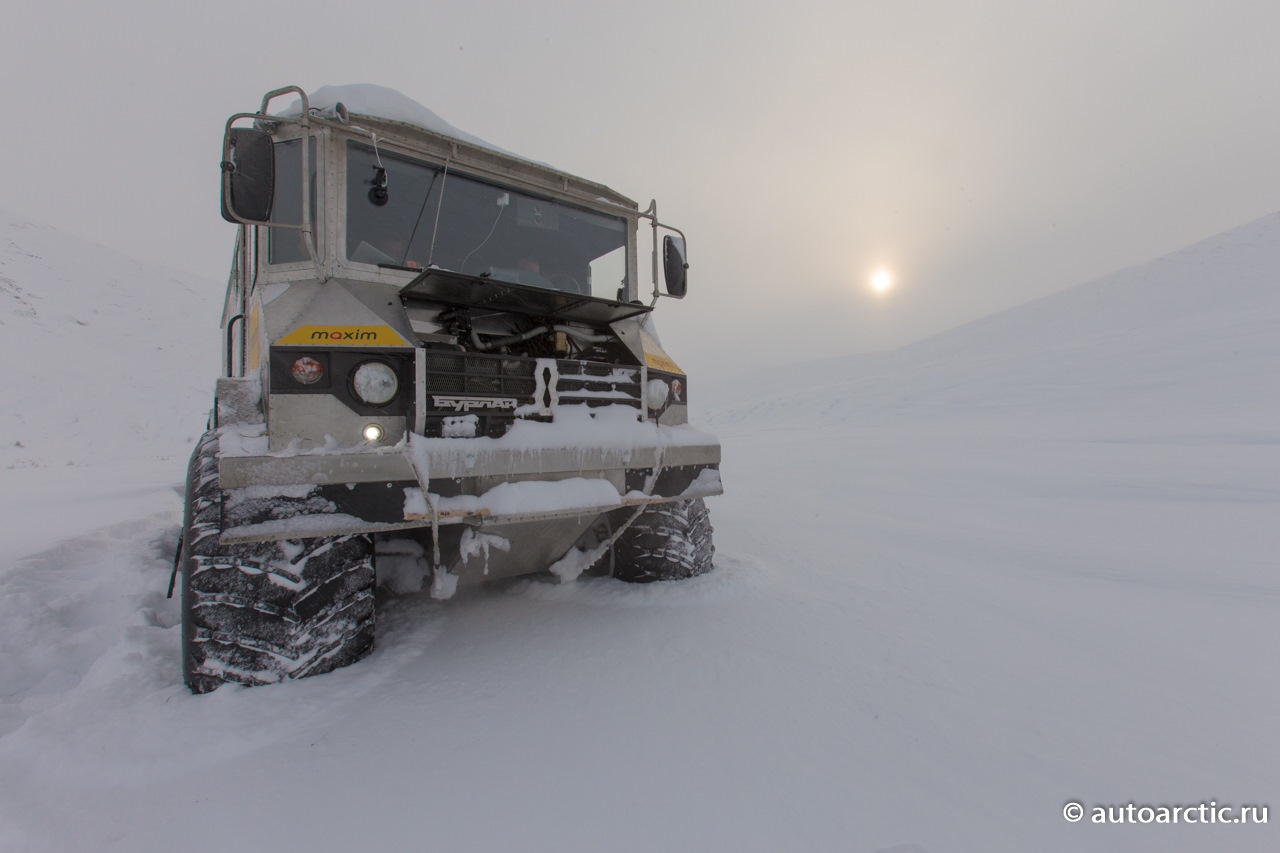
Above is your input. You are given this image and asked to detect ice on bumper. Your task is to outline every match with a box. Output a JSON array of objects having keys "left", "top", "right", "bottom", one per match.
[{"left": 404, "top": 477, "right": 625, "bottom": 521}]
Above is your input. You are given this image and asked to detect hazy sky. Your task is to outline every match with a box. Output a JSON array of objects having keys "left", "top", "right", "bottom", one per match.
[{"left": 4, "top": 1, "right": 1278, "bottom": 380}]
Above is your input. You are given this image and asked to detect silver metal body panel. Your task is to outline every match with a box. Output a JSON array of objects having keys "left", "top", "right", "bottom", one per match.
[
  {"left": 266, "top": 394, "right": 407, "bottom": 452},
  {"left": 220, "top": 447, "right": 417, "bottom": 488},
  {"left": 261, "top": 278, "right": 416, "bottom": 349},
  {"left": 451, "top": 516, "right": 598, "bottom": 585}
]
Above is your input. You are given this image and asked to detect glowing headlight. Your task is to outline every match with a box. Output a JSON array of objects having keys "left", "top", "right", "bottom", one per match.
[
  {"left": 352, "top": 361, "right": 398, "bottom": 405},
  {"left": 362, "top": 424, "right": 385, "bottom": 442}
]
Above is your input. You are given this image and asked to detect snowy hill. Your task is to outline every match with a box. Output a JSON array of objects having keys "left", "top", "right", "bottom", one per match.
[
  {"left": 1, "top": 213, "right": 1277, "bottom": 852},
  {"left": 0, "top": 211, "right": 221, "bottom": 564},
  {"left": 0, "top": 210, "right": 221, "bottom": 469},
  {"left": 707, "top": 210, "right": 1280, "bottom": 434}
]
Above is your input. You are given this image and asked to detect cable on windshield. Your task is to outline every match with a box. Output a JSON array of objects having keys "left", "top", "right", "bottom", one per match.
[
  {"left": 426, "top": 158, "right": 450, "bottom": 268},
  {"left": 460, "top": 193, "right": 509, "bottom": 274}
]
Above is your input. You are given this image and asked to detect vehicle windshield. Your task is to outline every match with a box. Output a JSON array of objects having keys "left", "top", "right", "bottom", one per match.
[{"left": 346, "top": 141, "right": 628, "bottom": 300}]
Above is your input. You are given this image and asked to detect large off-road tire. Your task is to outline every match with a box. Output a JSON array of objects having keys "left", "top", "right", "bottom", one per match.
[
  {"left": 180, "top": 430, "right": 375, "bottom": 694},
  {"left": 609, "top": 498, "right": 715, "bottom": 583}
]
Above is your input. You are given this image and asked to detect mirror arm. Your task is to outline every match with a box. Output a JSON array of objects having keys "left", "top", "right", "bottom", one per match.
[
  {"left": 642, "top": 200, "right": 660, "bottom": 305},
  {"left": 637, "top": 199, "right": 688, "bottom": 306}
]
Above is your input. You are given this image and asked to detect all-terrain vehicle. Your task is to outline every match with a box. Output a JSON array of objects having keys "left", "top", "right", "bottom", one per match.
[{"left": 175, "top": 85, "right": 722, "bottom": 692}]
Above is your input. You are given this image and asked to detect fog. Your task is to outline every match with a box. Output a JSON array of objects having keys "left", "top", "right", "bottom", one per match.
[{"left": 4, "top": 0, "right": 1278, "bottom": 380}]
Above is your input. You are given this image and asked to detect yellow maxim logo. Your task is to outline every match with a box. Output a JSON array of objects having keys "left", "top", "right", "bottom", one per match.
[
  {"left": 275, "top": 325, "right": 409, "bottom": 346},
  {"left": 645, "top": 351, "right": 683, "bottom": 374}
]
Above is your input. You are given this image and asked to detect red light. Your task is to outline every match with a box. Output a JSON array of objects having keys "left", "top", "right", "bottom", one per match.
[{"left": 291, "top": 356, "right": 323, "bottom": 385}]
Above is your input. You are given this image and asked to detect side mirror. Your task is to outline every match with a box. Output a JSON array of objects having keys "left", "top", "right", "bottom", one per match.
[
  {"left": 663, "top": 235, "right": 688, "bottom": 297},
  {"left": 221, "top": 128, "right": 275, "bottom": 223}
]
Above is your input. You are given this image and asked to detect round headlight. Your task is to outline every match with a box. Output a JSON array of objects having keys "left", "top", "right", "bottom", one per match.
[
  {"left": 352, "top": 361, "right": 399, "bottom": 405},
  {"left": 645, "top": 378, "right": 670, "bottom": 411}
]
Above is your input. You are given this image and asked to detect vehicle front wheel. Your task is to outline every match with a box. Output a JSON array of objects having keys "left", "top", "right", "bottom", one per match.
[
  {"left": 180, "top": 430, "right": 375, "bottom": 693},
  {"left": 607, "top": 498, "right": 715, "bottom": 583}
]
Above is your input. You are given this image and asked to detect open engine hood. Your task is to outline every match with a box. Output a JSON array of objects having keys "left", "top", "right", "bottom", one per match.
[{"left": 399, "top": 269, "right": 652, "bottom": 326}]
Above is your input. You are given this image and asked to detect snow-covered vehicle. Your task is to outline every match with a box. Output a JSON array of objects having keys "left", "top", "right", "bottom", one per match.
[{"left": 176, "top": 85, "right": 722, "bottom": 693}]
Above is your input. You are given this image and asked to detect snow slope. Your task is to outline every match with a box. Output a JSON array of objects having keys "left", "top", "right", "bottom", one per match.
[
  {"left": 0, "top": 210, "right": 221, "bottom": 565},
  {"left": 1, "top": 212, "right": 1277, "bottom": 852},
  {"left": 706, "top": 210, "right": 1280, "bottom": 433}
]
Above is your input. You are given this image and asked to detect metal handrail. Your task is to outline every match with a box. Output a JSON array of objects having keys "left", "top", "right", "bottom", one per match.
[
  {"left": 225, "top": 314, "right": 245, "bottom": 378},
  {"left": 260, "top": 85, "right": 308, "bottom": 116}
]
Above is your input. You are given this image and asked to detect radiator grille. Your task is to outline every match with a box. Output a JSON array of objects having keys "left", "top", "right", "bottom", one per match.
[
  {"left": 555, "top": 360, "right": 643, "bottom": 409},
  {"left": 420, "top": 350, "right": 643, "bottom": 437}
]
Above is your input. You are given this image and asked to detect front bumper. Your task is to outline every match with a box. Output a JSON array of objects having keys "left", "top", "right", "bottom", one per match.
[{"left": 217, "top": 427, "right": 722, "bottom": 544}]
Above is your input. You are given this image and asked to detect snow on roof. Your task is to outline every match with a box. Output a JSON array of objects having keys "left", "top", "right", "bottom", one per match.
[
  {"left": 278, "top": 85, "right": 631, "bottom": 203},
  {"left": 281, "top": 84, "right": 519, "bottom": 159}
]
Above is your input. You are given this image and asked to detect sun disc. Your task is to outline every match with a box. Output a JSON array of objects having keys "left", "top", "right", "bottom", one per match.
[{"left": 871, "top": 270, "right": 892, "bottom": 292}]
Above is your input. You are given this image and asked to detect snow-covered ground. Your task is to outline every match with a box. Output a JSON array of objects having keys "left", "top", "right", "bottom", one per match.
[{"left": 1, "top": 209, "right": 1277, "bottom": 851}]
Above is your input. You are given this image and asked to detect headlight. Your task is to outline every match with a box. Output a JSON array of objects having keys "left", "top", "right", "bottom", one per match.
[
  {"left": 646, "top": 378, "right": 670, "bottom": 411},
  {"left": 352, "top": 361, "right": 399, "bottom": 405}
]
